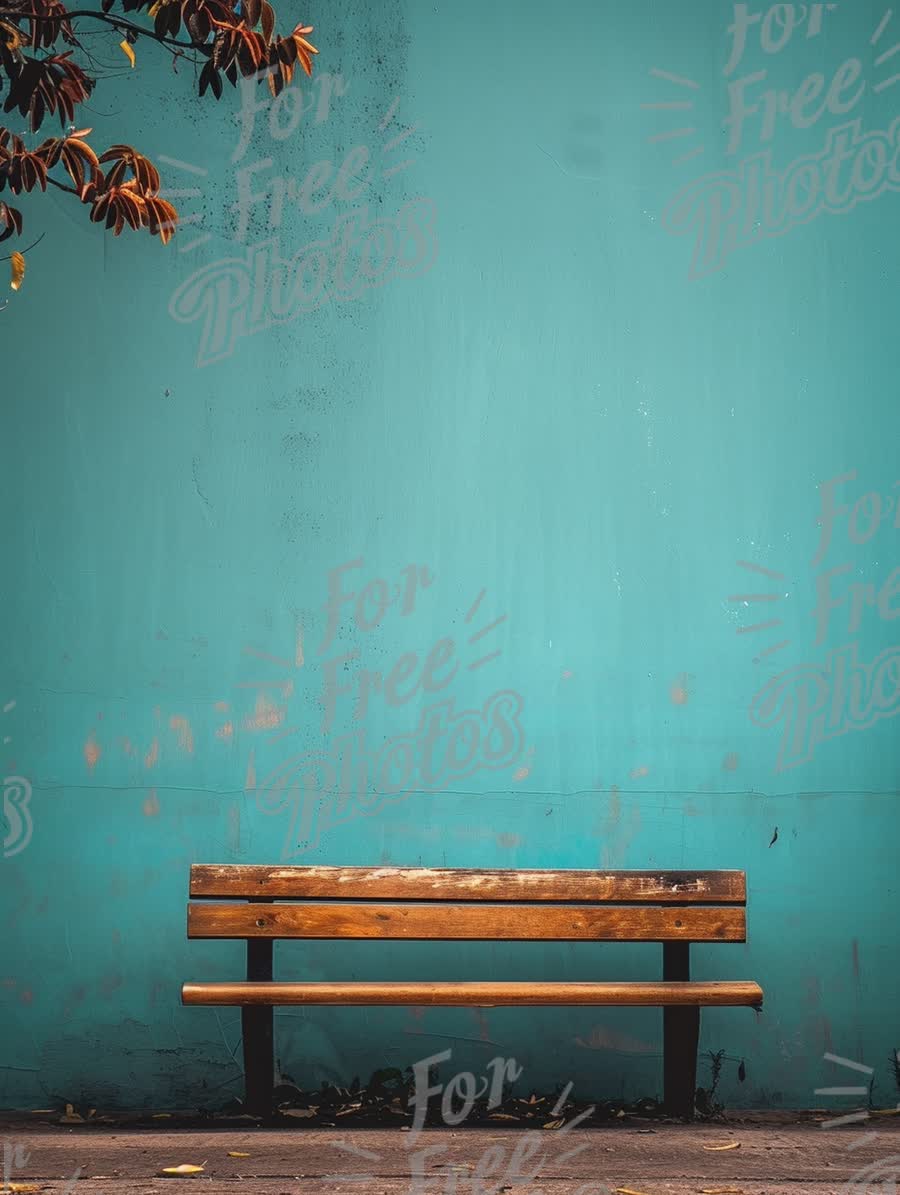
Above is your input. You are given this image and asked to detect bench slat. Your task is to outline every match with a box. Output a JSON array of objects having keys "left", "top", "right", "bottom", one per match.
[
  {"left": 189, "top": 865, "right": 746, "bottom": 904},
  {"left": 187, "top": 902, "right": 746, "bottom": 942},
  {"left": 182, "top": 980, "right": 763, "bottom": 1007}
]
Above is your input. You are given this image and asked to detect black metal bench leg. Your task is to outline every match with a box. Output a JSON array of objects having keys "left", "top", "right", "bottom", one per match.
[
  {"left": 242, "top": 1004, "right": 274, "bottom": 1117},
  {"left": 664, "top": 1004, "right": 700, "bottom": 1118},
  {"left": 663, "top": 940, "right": 699, "bottom": 1119},
  {"left": 242, "top": 932, "right": 274, "bottom": 1118}
]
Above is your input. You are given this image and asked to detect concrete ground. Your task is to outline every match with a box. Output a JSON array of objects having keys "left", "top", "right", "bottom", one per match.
[{"left": 2, "top": 1118, "right": 899, "bottom": 1194}]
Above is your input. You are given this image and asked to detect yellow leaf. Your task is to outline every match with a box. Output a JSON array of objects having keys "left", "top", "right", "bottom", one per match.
[
  {"left": 542, "top": 1119, "right": 564, "bottom": 1129},
  {"left": 227, "top": 1152, "right": 250, "bottom": 1158},
  {"left": 119, "top": 38, "right": 135, "bottom": 67},
  {"left": 1, "top": 18, "right": 23, "bottom": 49},
  {"left": 702, "top": 1142, "right": 741, "bottom": 1152},
  {"left": 615, "top": 1188, "right": 652, "bottom": 1195},
  {"left": 8, "top": 1185, "right": 42, "bottom": 1192},
  {"left": 10, "top": 251, "right": 24, "bottom": 291},
  {"left": 159, "top": 1164, "right": 205, "bottom": 1176}
]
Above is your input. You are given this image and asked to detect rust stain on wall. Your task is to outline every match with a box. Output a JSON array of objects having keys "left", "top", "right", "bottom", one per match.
[
  {"left": 84, "top": 731, "right": 101, "bottom": 771},
  {"left": 169, "top": 715, "right": 195, "bottom": 754},
  {"left": 144, "top": 737, "right": 159, "bottom": 770}
]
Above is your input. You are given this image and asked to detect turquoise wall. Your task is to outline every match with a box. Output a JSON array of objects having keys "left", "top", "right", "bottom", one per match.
[{"left": 2, "top": 0, "right": 899, "bottom": 1111}]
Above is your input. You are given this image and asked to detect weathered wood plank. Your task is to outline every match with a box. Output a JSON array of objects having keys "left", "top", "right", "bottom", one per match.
[
  {"left": 190, "top": 865, "right": 747, "bottom": 903},
  {"left": 187, "top": 902, "right": 746, "bottom": 941},
  {"left": 182, "top": 979, "right": 764, "bottom": 1006}
]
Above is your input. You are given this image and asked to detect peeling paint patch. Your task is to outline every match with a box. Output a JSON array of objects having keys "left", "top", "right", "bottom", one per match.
[
  {"left": 145, "top": 737, "right": 159, "bottom": 770},
  {"left": 670, "top": 674, "right": 690, "bottom": 705},
  {"left": 84, "top": 731, "right": 101, "bottom": 771},
  {"left": 245, "top": 748, "right": 257, "bottom": 792},
  {"left": 169, "top": 715, "right": 195, "bottom": 754},
  {"left": 143, "top": 789, "right": 160, "bottom": 817},
  {"left": 722, "top": 752, "right": 739, "bottom": 771},
  {"left": 629, "top": 765, "right": 650, "bottom": 780},
  {"left": 513, "top": 745, "right": 535, "bottom": 781},
  {"left": 216, "top": 721, "right": 234, "bottom": 740}
]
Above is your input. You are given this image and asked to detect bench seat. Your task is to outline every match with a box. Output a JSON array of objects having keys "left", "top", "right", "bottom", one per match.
[{"left": 183, "top": 980, "right": 764, "bottom": 1007}]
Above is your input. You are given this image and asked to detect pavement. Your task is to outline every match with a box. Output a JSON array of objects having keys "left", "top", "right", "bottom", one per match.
[{"left": 2, "top": 1116, "right": 899, "bottom": 1193}]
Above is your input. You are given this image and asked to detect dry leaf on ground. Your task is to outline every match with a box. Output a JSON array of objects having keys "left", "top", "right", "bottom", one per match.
[
  {"left": 702, "top": 1142, "right": 741, "bottom": 1152},
  {"left": 159, "top": 1163, "right": 206, "bottom": 1176}
]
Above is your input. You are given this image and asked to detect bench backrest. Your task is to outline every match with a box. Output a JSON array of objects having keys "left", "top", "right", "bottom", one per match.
[{"left": 188, "top": 866, "right": 747, "bottom": 943}]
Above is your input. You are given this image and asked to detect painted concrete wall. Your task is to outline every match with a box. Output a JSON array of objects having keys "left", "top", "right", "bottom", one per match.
[{"left": 2, "top": 0, "right": 899, "bottom": 1110}]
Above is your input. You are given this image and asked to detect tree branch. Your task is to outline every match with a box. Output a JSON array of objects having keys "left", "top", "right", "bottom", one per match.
[
  {"left": 0, "top": 228, "right": 45, "bottom": 259},
  {"left": 46, "top": 173, "right": 78, "bottom": 194},
  {"left": 0, "top": 8, "right": 209, "bottom": 50}
]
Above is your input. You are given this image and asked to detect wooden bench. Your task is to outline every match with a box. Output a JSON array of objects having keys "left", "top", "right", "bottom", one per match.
[{"left": 182, "top": 865, "right": 763, "bottom": 1120}]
